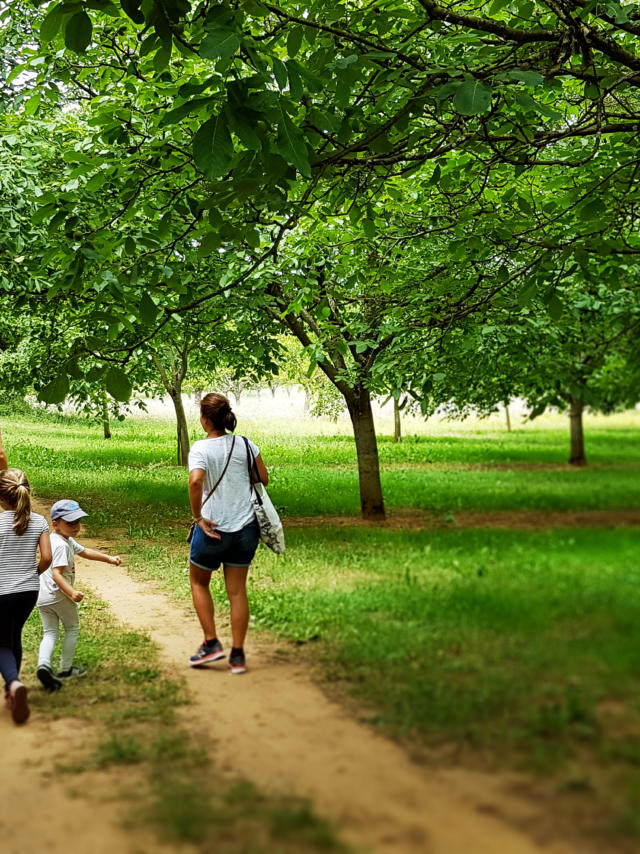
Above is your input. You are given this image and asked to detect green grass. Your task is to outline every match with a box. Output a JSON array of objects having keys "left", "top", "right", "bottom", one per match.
[
  {"left": 6, "top": 406, "right": 640, "bottom": 839},
  {"left": 4, "top": 410, "right": 640, "bottom": 526},
  {"left": 22, "top": 597, "right": 186, "bottom": 726}
]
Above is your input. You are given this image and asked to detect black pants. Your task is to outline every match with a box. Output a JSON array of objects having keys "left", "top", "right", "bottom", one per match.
[{"left": 0, "top": 590, "right": 38, "bottom": 691}]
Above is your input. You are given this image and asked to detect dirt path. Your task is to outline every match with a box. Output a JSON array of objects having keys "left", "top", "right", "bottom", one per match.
[
  {"left": 76, "top": 531, "right": 592, "bottom": 854},
  {"left": 286, "top": 508, "right": 640, "bottom": 531},
  {"left": 2, "top": 506, "right": 608, "bottom": 854},
  {"left": 0, "top": 711, "right": 189, "bottom": 854}
]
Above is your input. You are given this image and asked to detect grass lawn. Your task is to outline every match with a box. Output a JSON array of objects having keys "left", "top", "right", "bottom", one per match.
[{"left": 4, "top": 406, "right": 640, "bottom": 838}]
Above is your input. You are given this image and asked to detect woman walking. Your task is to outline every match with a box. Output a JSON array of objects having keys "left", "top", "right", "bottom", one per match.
[
  {"left": 188, "top": 393, "right": 268, "bottom": 675},
  {"left": 0, "top": 467, "right": 52, "bottom": 723}
]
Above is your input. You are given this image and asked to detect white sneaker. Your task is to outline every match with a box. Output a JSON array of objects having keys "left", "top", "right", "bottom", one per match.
[{"left": 57, "top": 667, "right": 87, "bottom": 679}]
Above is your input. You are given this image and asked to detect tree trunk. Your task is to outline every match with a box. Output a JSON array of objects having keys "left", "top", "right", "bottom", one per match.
[
  {"left": 393, "top": 398, "right": 402, "bottom": 443},
  {"left": 170, "top": 391, "right": 190, "bottom": 466},
  {"left": 504, "top": 402, "right": 511, "bottom": 433},
  {"left": 568, "top": 397, "right": 586, "bottom": 466},
  {"left": 102, "top": 392, "right": 111, "bottom": 440},
  {"left": 345, "top": 388, "right": 385, "bottom": 520}
]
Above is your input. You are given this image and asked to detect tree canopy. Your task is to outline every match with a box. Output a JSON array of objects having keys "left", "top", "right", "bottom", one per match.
[{"left": 1, "top": 0, "right": 639, "bottom": 516}]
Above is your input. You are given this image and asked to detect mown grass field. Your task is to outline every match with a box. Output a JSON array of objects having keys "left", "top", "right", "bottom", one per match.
[{"left": 4, "top": 405, "right": 640, "bottom": 839}]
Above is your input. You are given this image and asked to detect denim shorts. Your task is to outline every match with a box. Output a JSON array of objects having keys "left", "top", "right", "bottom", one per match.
[{"left": 189, "top": 519, "right": 260, "bottom": 571}]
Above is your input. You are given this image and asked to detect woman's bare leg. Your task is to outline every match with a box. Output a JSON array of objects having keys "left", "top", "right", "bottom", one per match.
[
  {"left": 189, "top": 563, "right": 218, "bottom": 640},
  {"left": 223, "top": 565, "right": 249, "bottom": 649}
]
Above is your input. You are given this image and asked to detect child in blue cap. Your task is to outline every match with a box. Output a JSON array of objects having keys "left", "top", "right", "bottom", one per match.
[{"left": 36, "top": 499, "right": 121, "bottom": 692}]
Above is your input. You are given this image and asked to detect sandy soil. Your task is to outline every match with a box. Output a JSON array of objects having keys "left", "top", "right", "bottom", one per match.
[
  {"left": 3, "top": 507, "right": 629, "bottom": 854},
  {"left": 0, "top": 713, "right": 190, "bottom": 854}
]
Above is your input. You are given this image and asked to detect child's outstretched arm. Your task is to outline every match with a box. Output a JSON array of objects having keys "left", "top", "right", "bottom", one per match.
[
  {"left": 81, "top": 548, "right": 121, "bottom": 566},
  {"left": 52, "top": 566, "right": 84, "bottom": 603}
]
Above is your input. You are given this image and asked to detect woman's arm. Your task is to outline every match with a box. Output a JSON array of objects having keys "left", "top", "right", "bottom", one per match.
[
  {"left": 188, "top": 468, "right": 220, "bottom": 539},
  {"left": 254, "top": 454, "right": 269, "bottom": 486},
  {"left": 37, "top": 531, "right": 52, "bottom": 574}
]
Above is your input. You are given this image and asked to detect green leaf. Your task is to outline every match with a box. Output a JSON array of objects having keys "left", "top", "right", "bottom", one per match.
[
  {"left": 200, "top": 29, "right": 240, "bottom": 60},
  {"left": 23, "top": 93, "right": 41, "bottom": 116},
  {"left": 287, "top": 26, "right": 304, "bottom": 58},
  {"left": 121, "top": 0, "right": 144, "bottom": 24},
  {"left": 64, "top": 11, "right": 93, "bottom": 53},
  {"left": 153, "top": 43, "right": 172, "bottom": 72},
  {"left": 32, "top": 203, "right": 56, "bottom": 226},
  {"left": 362, "top": 218, "right": 376, "bottom": 239},
  {"left": 85, "top": 366, "right": 103, "bottom": 383},
  {"left": 508, "top": 70, "right": 544, "bottom": 87},
  {"left": 515, "top": 92, "right": 562, "bottom": 120},
  {"left": 85, "top": 170, "right": 108, "bottom": 192},
  {"left": 40, "top": 5, "right": 64, "bottom": 43},
  {"left": 453, "top": 79, "right": 492, "bottom": 115},
  {"left": 272, "top": 57, "right": 288, "bottom": 90},
  {"left": 106, "top": 367, "right": 132, "bottom": 401},
  {"left": 158, "top": 97, "right": 213, "bottom": 127},
  {"left": 276, "top": 105, "right": 311, "bottom": 177},
  {"left": 193, "top": 113, "right": 234, "bottom": 178},
  {"left": 584, "top": 82, "right": 600, "bottom": 100},
  {"left": 348, "top": 204, "right": 362, "bottom": 224},
  {"left": 139, "top": 292, "right": 158, "bottom": 323},
  {"left": 244, "top": 227, "right": 260, "bottom": 248},
  {"left": 198, "top": 231, "right": 221, "bottom": 256},
  {"left": 39, "top": 374, "right": 69, "bottom": 405},
  {"left": 547, "top": 293, "right": 563, "bottom": 320},
  {"left": 225, "top": 107, "right": 262, "bottom": 151},
  {"left": 65, "top": 360, "right": 83, "bottom": 381},
  {"left": 578, "top": 198, "right": 607, "bottom": 221},
  {"left": 287, "top": 61, "right": 304, "bottom": 101}
]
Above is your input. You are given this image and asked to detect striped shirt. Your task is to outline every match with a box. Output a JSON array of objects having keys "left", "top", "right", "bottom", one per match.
[{"left": 0, "top": 511, "right": 49, "bottom": 596}]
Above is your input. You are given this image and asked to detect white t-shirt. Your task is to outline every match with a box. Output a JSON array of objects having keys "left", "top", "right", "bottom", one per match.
[
  {"left": 188, "top": 434, "right": 259, "bottom": 533},
  {"left": 37, "top": 532, "right": 85, "bottom": 606},
  {"left": 0, "top": 511, "right": 49, "bottom": 596}
]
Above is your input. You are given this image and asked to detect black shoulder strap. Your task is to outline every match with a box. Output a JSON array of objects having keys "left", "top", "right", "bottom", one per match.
[{"left": 199, "top": 434, "right": 236, "bottom": 511}]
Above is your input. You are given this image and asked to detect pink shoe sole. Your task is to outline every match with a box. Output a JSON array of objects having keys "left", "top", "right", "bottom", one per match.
[{"left": 189, "top": 651, "right": 226, "bottom": 667}]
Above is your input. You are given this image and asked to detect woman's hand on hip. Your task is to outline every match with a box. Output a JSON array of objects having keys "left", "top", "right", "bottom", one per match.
[{"left": 199, "top": 518, "right": 221, "bottom": 539}]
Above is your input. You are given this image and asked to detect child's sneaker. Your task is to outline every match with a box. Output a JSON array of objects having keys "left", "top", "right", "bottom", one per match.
[
  {"left": 189, "top": 639, "right": 225, "bottom": 666},
  {"left": 57, "top": 667, "right": 87, "bottom": 679},
  {"left": 9, "top": 680, "right": 29, "bottom": 724},
  {"left": 37, "top": 664, "right": 63, "bottom": 693},
  {"left": 229, "top": 649, "right": 246, "bottom": 675}
]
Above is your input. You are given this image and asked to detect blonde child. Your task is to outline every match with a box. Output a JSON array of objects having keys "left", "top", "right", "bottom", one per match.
[
  {"left": 0, "top": 465, "right": 51, "bottom": 724},
  {"left": 36, "top": 500, "right": 120, "bottom": 692}
]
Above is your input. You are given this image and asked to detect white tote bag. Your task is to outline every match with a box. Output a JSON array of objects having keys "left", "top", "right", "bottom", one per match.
[{"left": 242, "top": 438, "right": 285, "bottom": 554}]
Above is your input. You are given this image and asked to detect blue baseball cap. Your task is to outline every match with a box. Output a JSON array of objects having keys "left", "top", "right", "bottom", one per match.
[{"left": 50, "top": 500, "right": 89, "bottom": 522}]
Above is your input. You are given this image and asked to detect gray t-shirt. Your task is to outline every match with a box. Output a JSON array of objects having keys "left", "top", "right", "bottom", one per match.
[
  {"left": 0, "top": 511, "right": 49, "bottom": 596},
  {"left": 188, "top": 434, "right": 259, "bottom": 533},
  {"left": 37, "top": 532, "right": 85, "bottom": 606}
]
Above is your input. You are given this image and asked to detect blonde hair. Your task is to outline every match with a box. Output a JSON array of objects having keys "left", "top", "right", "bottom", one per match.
[{"left": 0, "top": 469, "right": 32, "bottom": 535}]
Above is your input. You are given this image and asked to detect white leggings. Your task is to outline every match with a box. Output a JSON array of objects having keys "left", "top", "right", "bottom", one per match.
[{"left": 37, "top": 598, "right": 80, "bottom": 672}]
